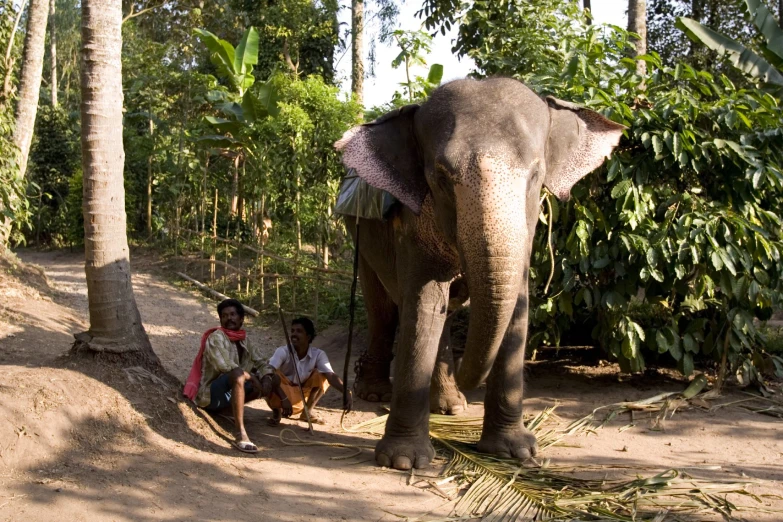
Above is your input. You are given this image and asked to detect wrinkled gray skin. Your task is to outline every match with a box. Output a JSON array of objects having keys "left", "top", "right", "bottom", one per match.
[
  {"left": 352, "top": 238, "right": 470, "bottom": 416},
  {"left": 337, "top": 78, "right": 624, "bottom": 470}
]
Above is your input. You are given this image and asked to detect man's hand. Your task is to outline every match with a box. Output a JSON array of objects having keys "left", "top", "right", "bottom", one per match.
[
  {"left": 324, "top": 372, "right": 352, "bottom": 411},
  {"left": 344, "top": 389, "right": 353, "bottom": 412},
  {"left": 280, "top": 396, "right": 293, "bottom": 417}
]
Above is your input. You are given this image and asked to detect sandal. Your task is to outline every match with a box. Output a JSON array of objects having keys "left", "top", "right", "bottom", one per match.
[{"left": 232, "top": 440, "right": 258, "bottom": 453}]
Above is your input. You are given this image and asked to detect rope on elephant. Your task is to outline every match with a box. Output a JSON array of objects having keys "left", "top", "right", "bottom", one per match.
[
  {"left": 543, "top": 191, "right": 555, "bottom": 294},
  {"left": 278, "top": 428, "right": 375, "bottom": 460}
]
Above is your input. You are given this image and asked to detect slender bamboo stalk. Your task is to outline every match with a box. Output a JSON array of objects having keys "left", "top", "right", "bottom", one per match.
[{"left": 210, "top": 188, "right": 217, "bottom": 283}]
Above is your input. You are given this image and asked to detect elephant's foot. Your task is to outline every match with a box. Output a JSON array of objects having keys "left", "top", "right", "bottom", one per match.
[
  {"left": 430, "top": 386, "right": 467, "bottom": 415},
  {"left": 477, "top": 426, "right": 538, "bottom": 460},
  {"left": 354, "top": 376, "right": 393, "bottom": 402},
  {"left": 375, "top": 432, "right": 434, "bottom": 470}
]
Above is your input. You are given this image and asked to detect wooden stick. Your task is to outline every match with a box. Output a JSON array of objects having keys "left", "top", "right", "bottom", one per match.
[{"left": 176, "top": 271, "right": 259, "bottom": 317}]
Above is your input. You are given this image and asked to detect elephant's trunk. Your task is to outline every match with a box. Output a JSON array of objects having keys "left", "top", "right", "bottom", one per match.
[{"left": 453, "top": 156, "right": 529, "bottom": 390}]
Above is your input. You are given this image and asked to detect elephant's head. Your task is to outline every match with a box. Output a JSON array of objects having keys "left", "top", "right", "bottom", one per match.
[{"left": 336, "top": 78, "right": 624, "bottom": 390}]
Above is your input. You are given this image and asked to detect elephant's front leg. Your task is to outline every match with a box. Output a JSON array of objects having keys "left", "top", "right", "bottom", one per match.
[
  {"left": 375, "top": 279, "right": 450, "bottom": 470},
  {"left": 477, "top": 290, "right": 538, "bottom": 460}
]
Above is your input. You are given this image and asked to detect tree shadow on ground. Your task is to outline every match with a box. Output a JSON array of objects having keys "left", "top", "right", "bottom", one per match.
[{"left": 0, "top": 411, "right": 438, "bottom": 521}]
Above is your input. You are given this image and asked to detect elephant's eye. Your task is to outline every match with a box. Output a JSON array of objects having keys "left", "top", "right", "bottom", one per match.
[
  {"left": 435, "top": 163, "right": 453, "bottom": 182},
  {"left": 434, "top": 164, "right": 454, "bottom": 197}
]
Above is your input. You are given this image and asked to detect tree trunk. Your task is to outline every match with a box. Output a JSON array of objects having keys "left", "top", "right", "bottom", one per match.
[
  {"left": 12, "top": 0, "right": 49, "bottom": 179},
  {"left": 49, "top": 0, "right": 57, "bottom": 107},
  {"left": 689, "top": 0, "right": 704, "bottom": 57},
  {"left": 351, "top": 0, "right": 364, "bottom": 106},
  {"left": 779, "top": 0, "right": 782, "bottom": 30},
  {"left": 77, "top": 0, "right": 158, "bottom": 362},
  {"left": 627, "top": 0, "right": 647, "bottom": 77},
  {"left": 2, "top": 0, "right": 28, "bottom": 104},
  {"left": 583, "top": 0, "right": 592, "bottom": 25}
]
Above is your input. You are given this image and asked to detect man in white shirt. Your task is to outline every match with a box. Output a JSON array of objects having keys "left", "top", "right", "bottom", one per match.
[{"left": 264, "top": 317, "right": 352, "bottom": 425}]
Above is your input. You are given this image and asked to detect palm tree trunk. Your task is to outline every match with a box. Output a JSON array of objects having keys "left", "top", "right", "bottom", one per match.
[
  {"left": 628, "top": 0, "right": 647, "bottom": 77},
  {"left": 12, "top": 0, "right": 49, "bottom": 179},
  {"left": 49, "top": 0, "right": 58, "bottom": 107},
  {"left": 351, "top": 0, "right": 364, "bottom": 106},
  {"left": 77, "top": 0, "right": 158, "bottom": 362}
]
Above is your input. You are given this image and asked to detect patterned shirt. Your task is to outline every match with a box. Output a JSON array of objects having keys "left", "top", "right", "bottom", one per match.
[{"left": 195, "top": 330, "right": 267, "bottom": 408}]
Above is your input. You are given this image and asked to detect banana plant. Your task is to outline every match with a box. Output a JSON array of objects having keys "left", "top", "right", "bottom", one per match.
[
  {"left": 676, "top": 0, "right": 783, "bottom": 88},
  {"left": 193, "top": 27, "right": 280, "bottom": 151}
]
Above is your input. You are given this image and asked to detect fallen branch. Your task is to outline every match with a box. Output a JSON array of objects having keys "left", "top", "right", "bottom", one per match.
[{"left": 175, "top": 271, "right": 259, "bottom": 317}]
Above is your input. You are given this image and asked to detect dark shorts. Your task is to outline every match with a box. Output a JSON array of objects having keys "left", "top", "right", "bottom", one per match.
[{"left": 203, "top": 372, "right": 255, "bottom": 412}]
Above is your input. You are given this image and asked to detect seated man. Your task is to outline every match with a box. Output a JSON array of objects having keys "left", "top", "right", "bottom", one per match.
[
  {"left": 264, "top": 317, "right": 352, "bottom": 425},
  {"left": 184, "top": 298, "right": 283, "bottom": 453}
]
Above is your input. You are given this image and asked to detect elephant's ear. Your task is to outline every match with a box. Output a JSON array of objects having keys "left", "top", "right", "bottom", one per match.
[
  {"left": 544, "top": 96, "right": 626, "bottom": 201},
  {"left": 335, "top": 104, "right": 428, "bottom": 214}
]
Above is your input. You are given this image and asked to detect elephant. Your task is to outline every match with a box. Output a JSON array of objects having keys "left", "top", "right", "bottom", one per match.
[{"left": 335, "top": 77, "right": 624, "bottom": 470}]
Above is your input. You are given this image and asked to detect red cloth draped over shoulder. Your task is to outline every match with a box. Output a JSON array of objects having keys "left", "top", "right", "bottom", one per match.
[{"left": 183, "top": 327, "right": 247, "bottom": 402}]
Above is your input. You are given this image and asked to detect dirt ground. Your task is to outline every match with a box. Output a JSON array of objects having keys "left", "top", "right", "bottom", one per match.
[{"left": 1, "top": 248, "right": 782, "bottom": 521}]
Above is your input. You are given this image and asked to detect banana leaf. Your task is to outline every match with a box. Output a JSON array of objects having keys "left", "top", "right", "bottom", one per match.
[{"left": 676, "top": 17, "right": 783, "bottom": 87}]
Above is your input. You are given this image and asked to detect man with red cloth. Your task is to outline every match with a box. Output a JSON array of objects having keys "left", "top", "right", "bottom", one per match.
[{"left": 184, "top": 298, "right": 288, "bottom": 453}]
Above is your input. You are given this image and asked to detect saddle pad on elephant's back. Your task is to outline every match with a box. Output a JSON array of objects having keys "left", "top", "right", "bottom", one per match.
[{"left": 335, "top": 169, "right": 397, "bottom": 220}]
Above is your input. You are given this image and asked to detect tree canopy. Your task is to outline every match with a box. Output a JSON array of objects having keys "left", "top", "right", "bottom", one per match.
[{"left": 2, "top": 0, "right": 782, "bottom": 381}]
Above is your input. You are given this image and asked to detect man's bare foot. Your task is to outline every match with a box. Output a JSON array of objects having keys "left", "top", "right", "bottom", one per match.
[{"left": 267, "top": 409, "right": 282, "bottom": 426}]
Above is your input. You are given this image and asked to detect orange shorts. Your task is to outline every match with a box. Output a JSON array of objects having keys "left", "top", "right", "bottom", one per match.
[{"left": 265, "top": 369, "right": 329, "bottom": 415}]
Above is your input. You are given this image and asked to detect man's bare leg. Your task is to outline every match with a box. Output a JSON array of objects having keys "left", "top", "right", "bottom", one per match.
[
  {"left": 299, "top": 385, "right": 326, "bottom": 424},
  {"left": 228, "top": 367, "right": 260, "bottom": 450},
  {"left": 260, "top": 373, "right": 288, "bottom": 426}
]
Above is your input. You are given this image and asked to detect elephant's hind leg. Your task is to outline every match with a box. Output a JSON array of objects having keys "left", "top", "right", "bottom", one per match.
[
  {"left": 354, "top": 253, "right": 397, "bottom": 403},
  {"left": 430, "top": 314, "right": 467, "bottom": 415}
]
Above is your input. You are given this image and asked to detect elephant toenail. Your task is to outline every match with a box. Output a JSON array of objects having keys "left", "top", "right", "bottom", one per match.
[
  {"left": 393, "top": 456, "right": 412, "bottom": 470},
  {"left": 376, "top": 453, "right": 392, "bottom": 467},
  {"left": 367, "top": 393, "right": 379, "bottom": 402},
  {"left": 414, "top": 455, "right": 430, "bottom": 468}
]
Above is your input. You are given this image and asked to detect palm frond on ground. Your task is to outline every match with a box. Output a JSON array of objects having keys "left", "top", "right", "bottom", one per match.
[{"left": 347, "top": 402, "right": 766, "bottom": 521}]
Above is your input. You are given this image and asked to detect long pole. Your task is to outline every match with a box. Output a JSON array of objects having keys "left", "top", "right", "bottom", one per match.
[
  {"left": 342, "top": 224, "right": 360, "bottom": 413},
  {"left": 278, "top": 308, "right": 314, "bottom": 434}
]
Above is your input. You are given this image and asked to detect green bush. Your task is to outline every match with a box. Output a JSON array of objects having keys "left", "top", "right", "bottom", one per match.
[{"left": 26, "top": 105, "right": 82, "bottom": 246}]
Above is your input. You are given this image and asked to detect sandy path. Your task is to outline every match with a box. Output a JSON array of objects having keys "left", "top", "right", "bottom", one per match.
[
  {"left": 1, "top": 248, "right": 781, "bottom": 521},
  {"left": 1, "top": 249, "right": 449, "bottom": 522}
]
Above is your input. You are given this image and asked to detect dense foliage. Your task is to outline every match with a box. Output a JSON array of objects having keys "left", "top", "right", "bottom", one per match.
[
  {"left": 430, "top": 0, "right": 783, "bottom": 380},
  {"left": 0, "top": 0, "right": 27, "bottom": 243},
  {"left": 647, "top": 0, "right": 763, "bottom": 71},
  {"left": 26, "top": 105, "right": 81, "bottom": 245},
  {"left": 6, "top": 0, "right": 782, "bottom": 379}
]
